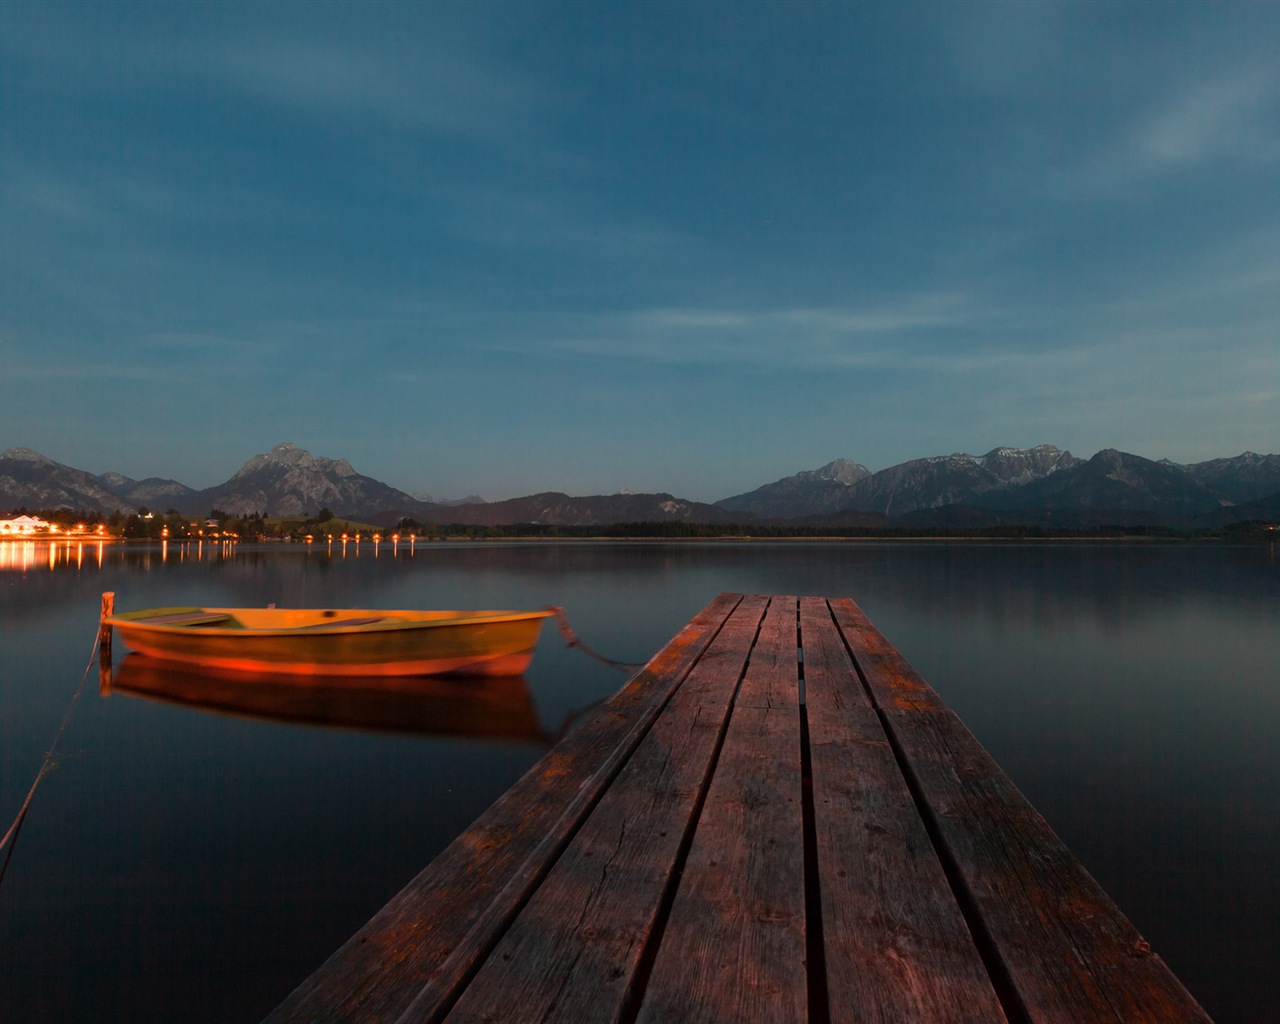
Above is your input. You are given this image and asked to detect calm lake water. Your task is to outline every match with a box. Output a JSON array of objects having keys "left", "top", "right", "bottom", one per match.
[{"left": 2, "top": 539, "right": 1277, "bottom": 1022}]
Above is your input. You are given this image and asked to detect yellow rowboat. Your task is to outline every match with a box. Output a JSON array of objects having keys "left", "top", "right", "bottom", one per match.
[{"left": 101, "top": 605, "right": 555, "bottom": 677}]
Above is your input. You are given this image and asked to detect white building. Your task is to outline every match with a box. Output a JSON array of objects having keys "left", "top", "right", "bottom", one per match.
[{"left": 0, "top": 514, "right": 53, "bottom": 535}]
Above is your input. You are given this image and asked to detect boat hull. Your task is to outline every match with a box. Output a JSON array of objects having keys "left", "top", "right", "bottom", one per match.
[{"left": 103, "top": 607, "right": 554, "bottom": 677}]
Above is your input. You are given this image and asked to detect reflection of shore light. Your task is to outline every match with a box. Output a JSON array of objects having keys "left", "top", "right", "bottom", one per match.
[
  {"left": 1, "top": 542, "right": 40, "bottom": 572},
  {"left": 1, "top": 544, "right": 21, "bottom": 571},
  {"left": 0, "top": 539, "right": 130, "bottom": 572}
]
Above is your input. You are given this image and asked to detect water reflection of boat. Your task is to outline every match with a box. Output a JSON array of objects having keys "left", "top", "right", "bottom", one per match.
[
  {"left": 101, "top": 605, "right": 555, "bottom": 677},
  {"left": 104, "top": 653, "right": 546, "bottom": 741}
]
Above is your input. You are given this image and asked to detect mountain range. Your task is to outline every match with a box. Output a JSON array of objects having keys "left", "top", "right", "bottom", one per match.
[{"left": 3, "top": 441, "right": 1279, "bottom": 529}]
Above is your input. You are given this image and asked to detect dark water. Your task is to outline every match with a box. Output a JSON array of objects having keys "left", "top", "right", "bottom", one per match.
[{"left": 2, "top": 539, "right": 1277, "bottom": 1022}]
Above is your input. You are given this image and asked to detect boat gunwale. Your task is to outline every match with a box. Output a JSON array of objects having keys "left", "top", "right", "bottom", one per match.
[{"left": 103, "top": 606, "right": 556, "bottom": 638}]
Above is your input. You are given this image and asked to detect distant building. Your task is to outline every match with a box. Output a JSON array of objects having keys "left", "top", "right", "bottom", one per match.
[{"left": 0, "top": 514, "right": 52, "bottom": 535}]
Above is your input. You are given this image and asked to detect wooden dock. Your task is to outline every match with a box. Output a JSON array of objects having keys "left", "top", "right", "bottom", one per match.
[{"left": 264, "top": 593, "right": 1211, "bottom": 1023}]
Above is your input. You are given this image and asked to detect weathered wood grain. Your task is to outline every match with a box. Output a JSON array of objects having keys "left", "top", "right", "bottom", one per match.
[
  {"left": 828, "top": 597, "right": 1212, "bottom": 1023},
  {"left": 439, "top": 597, "right": 768, "bottom": 1024},
  {"left": 798, "top": 597, "right": 1007, "bottom": 1023},
  {"left": 668, "top": 594, "right": 769, "bottom": 710},
  {"left": 263, "top": 593, "right": 743, "bottom": 1024},
  {"left": 636, "top": 598, "right": 806, "bottom": 1024}
]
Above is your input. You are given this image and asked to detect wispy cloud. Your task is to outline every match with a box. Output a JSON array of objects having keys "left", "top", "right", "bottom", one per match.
[
  {"left": 1066, "top": 62, "right": 1280, "bottom": 194},
  {"left": 0, "top": 4, "right": 542, "bottom": 144},
  {"left": 204, "top": 34, "right": 540, "bottom": 142},
  {"left": 1140, "top": 65, "right": 1280, "bottom": 167},
  {"left": 537, "top": 294, "right": 980, "bottom": 372}
]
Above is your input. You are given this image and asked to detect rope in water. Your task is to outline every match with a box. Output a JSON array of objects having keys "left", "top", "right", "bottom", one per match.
[
  {"left": 548, "top": 606, "right": 646, "bottom": 672},
  {"left": 0, "top": 630, "right": 99, "bottom": 888}
]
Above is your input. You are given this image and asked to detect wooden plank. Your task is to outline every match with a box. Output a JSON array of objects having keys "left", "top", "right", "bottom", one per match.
[
  {"left": 825, "top": 599, "right": 946, "bottom": 713},
  {"left": 438, "top": 596, "right": 769, "bottom": 1024},
  {"left": 636, "top": 598, "right": 806, "bottom": 1023},
  {"left": 735, "top": 595, "right": 798, "bottom": 710},
  {"left": 798, "top": 597, "right": 1006, "bottom": 1023},
  {"left": 828, "top": 598, "right": 1213, "bottom": 1023},
  {"left": 263, "top": 593, "right": 743, "bottom": 1024},
  {"left": 668, "top": 594, "right": 769, "bottom": 710}
]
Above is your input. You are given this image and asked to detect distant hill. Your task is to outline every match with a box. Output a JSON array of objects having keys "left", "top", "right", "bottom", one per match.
[
  {"left": 716, "top": 458, "right": 872, "bottom": 519},
  {"left": 971, "top": 449, "right": 1220, "bottom": 515},
  {"left": 371, "top": 492, "right": 736, "bottom": 528},
  {"left": 1192, "top": 490, "right": 1280, "bottom": 529},
  {"left": 0, "top": 442, "right": 434, "bottom": 520},
  {"left": 717, "top": 446, "right": 1280, "bottom": 526},
  {"left": 719, "top": 445, "right": 1080, "bottom": 519},
  {"left": 98, "top": 472, "right": 198, "bottom": 509},
  {"left": 0, "top": 447, "right": 195, "bottom": 513},
  {"left": 1, "top": 447, "right": 122, "bottom": 510},
  {"left": 3, "top": 441, "right": 1278, "bottom": 529},
  {"left": 1182, "top": 452, "right": 1280, "bottom": 504},
  {"left": 848, "top": 445, "right": 1081, "bottom": 516},
  {"left": 197, "top": 442, "right": 432, "bottom": 518}
]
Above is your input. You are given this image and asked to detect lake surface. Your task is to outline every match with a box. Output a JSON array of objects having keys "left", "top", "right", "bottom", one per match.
[{"left": 2, "top": 539, "right": 1277, "bottom": 1022}]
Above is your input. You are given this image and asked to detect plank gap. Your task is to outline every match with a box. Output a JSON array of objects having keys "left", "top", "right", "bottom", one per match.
[
  {"left": 796, "top": 605, "right": 806, "bottom": 704},
  {"left": 798, "top": 654, "right": 830, "bottom": 1024}
]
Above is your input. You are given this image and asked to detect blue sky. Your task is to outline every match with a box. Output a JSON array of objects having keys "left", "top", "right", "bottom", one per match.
[{"left": 2, "top": 1, "right": 1277, "bottom": 502}]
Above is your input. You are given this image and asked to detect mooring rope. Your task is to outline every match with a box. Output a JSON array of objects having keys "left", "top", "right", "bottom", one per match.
[
  {"left": 547, "top": 606, "right": 645, "bottom": 672},
  {"left": 0, "top": 630, "right": 99, "bottom": 887}
]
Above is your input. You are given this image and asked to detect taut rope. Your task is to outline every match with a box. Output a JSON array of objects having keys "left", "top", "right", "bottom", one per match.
[{"left": 547, "top": 606, "right": 645, "bottom": 672}]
